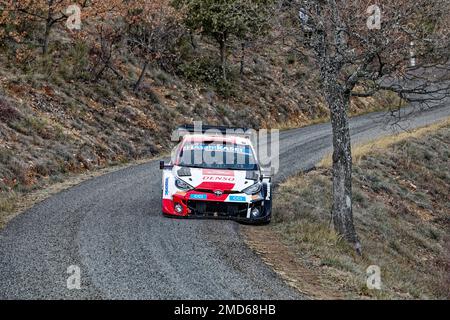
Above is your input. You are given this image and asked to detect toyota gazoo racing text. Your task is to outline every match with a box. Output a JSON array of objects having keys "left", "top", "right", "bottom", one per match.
[{"left": 160, "top": 125, "right": 272, "bottom": 224}]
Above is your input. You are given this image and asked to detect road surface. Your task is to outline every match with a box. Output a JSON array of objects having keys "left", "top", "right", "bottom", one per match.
[{"left": 1, "top": 104, "right": 449, "bottom": 299}]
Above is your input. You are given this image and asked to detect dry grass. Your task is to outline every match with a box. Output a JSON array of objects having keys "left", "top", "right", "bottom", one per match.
[
  {"left": 245, "top": 123, "right": 450, "bottom": 299},
  {"left": 319, "top": 117, "right": 450, "bottom": 168},
  {"left": 0, "top": 192, "right": 18, "bottom": 229}
]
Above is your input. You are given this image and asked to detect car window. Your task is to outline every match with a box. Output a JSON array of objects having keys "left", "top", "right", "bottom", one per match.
[{"left": 178, "top": 141, "right": 258, "bottom": 170}]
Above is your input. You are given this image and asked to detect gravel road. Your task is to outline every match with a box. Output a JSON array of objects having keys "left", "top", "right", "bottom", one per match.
[{"left": 1, "top": 103, "right": 449, "bottom": 299}]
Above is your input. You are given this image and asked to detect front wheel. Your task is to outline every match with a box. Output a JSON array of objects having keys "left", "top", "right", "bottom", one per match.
[{"left": 242, "top": 183, "right": 272, "bottom": 225}]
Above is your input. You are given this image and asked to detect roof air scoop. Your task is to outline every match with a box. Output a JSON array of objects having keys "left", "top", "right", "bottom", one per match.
[{"left": 177, "top": 167, "right": 192, "bottom": 177}]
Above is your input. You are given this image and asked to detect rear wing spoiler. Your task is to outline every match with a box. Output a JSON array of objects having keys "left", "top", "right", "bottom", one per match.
[{"left": 171, "top": 124, "right": 255, "bottom": 142}]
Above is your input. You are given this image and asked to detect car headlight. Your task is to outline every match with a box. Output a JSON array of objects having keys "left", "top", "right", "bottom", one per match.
[
  {"left": 175, "top": 178, "right": 193, "bottom": 191},
  {"left": 242, "top": 182, "right": 262, "bottom": 195}
]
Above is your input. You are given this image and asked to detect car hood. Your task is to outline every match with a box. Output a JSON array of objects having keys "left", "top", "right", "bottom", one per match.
[{"left": 174, "top": 166, "right": 258, "bottom": 192}]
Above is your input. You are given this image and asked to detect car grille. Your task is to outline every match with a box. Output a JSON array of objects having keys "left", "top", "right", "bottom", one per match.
[
  {"left": 187, "top": 200, "right": 248, "bottom": 217},
  {"left": 193, "top": 188, "right": 242, "bottom": 195}
]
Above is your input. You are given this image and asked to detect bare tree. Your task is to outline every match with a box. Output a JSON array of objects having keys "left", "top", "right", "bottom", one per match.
[
  {"left": 232, "top": 0, "right": 274, "bottom": 78},
  {"left": 83, "top": 2, "right": 128, "bottom": 82},
  {"left": 2, "top": 0, "right": 91, "bottom": 55},
  {"left": 91, "top": 23, "right": 124, "bottom": 82},
  {"left": 279, "top": 0, "right": 450, "bottom": 252},
  {"left": 125, "top": 1, "right": 181, "bottom": 92}
]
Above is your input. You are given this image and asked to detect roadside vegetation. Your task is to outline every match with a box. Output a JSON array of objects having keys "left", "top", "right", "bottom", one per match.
[{"left": 246, "top": 121, "right": 450, "bottom": 299}]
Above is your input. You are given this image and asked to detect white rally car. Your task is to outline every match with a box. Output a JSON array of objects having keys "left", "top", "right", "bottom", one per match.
[{"left": 159, "top": 125, "right": 272, "bottom": 224}]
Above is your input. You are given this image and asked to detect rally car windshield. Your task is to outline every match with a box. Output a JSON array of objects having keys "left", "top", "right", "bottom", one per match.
[{"left": 178, "top": 142, "right": 258, "bottom": 170}]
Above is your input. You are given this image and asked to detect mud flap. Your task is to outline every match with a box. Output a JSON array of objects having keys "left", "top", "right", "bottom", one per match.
[{"left": 262, "top": 182, "right": 272, "bottom": 219}]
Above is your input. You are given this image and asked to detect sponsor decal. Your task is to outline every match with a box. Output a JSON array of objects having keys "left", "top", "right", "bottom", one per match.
[
  {"left": 190, "top": 194, "right": 207, "bottom": 200},
  {"left": 183, "top": 144, "right": 251, "bottom": 155},
  {"left": 202, "top": 169, "right": 234, "bottom": 176},
  {"left": 229, "top": 195, "right": 246, "bottom": 202},
  {"left": 202, "top": 169, "right": 235, "bottom": 182},
  {"left": 203, "top": 175, "right": 235, "bottom": 182},
  {"left": 164, "top": 177, "right": 169, "bottom": 196},
  {"left": 265, "top": 183, "right": 271, "bottom": 200}
]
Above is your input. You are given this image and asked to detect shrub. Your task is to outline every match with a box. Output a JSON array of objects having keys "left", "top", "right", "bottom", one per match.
[
  {"left": 179, "top": 57, "right": 222, "bottom": 83},
  {"left": 12, "top": 116, "right": 48, "bottom": 137},
  {"left": 0, "top": 97, "right": 21, "bottom": 123},
  {"left": 179, "top": 57, "right": 237, "bottom": 96},
  {"left": 155, "top": 70, "right": 174, "bottom": 86},
  {"left": 7, "top": 158, "right": 31, "bottom": 185},
  {"left": 215, "top": 104, "right": 230, "bottom": 117},
  {"left": 66, "top": 41, "right": 90, "bottom": 81},
  {"left": 286, "top": 53, "right": 296, "bottom": 65}
]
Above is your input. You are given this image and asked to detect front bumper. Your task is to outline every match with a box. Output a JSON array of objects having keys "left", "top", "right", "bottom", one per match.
[
  {"left": 162, "top": 192, "right": 270, "bottom": 222},
  {"left": 163, "top": 212, "right": 271, "bottom": 223}
]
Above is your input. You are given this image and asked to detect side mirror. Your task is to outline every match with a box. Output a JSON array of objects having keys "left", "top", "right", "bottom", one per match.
[
  {"left": 159, "top": 161, "right": 173, "bottom": 170},
  {"left": 261, "top": 167, "right": 275, "bottom": 181}
]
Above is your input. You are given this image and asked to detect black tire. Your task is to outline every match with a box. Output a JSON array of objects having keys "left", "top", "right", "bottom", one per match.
[{"left": 239, "top": 183, "right": 272, "bottom": 225}]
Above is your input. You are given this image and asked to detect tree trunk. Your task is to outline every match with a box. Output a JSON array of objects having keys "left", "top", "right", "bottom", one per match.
[
  {"left": 134, "top": 61, "right": 148, "bottom": 92},
  {"left": 219, "top": 34, "right": 227, "bottom": 82},
  {"left": 94, "top": 63, "right": 107, "bottom": 82},
  {"left": 189, "top": 31, "right": 197, "bottom": 50},
  {"left": 326, "top": 86, "right": 361, "bottom": 253},
  {"left": 43, "top": 2, "right": 54, "bottom": 56},
  {"left": 240, "top": 41, "right": 246, "bottom": 78},
  {"left": 43, "top": 21, "right": 51, "bottom": 55}
]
